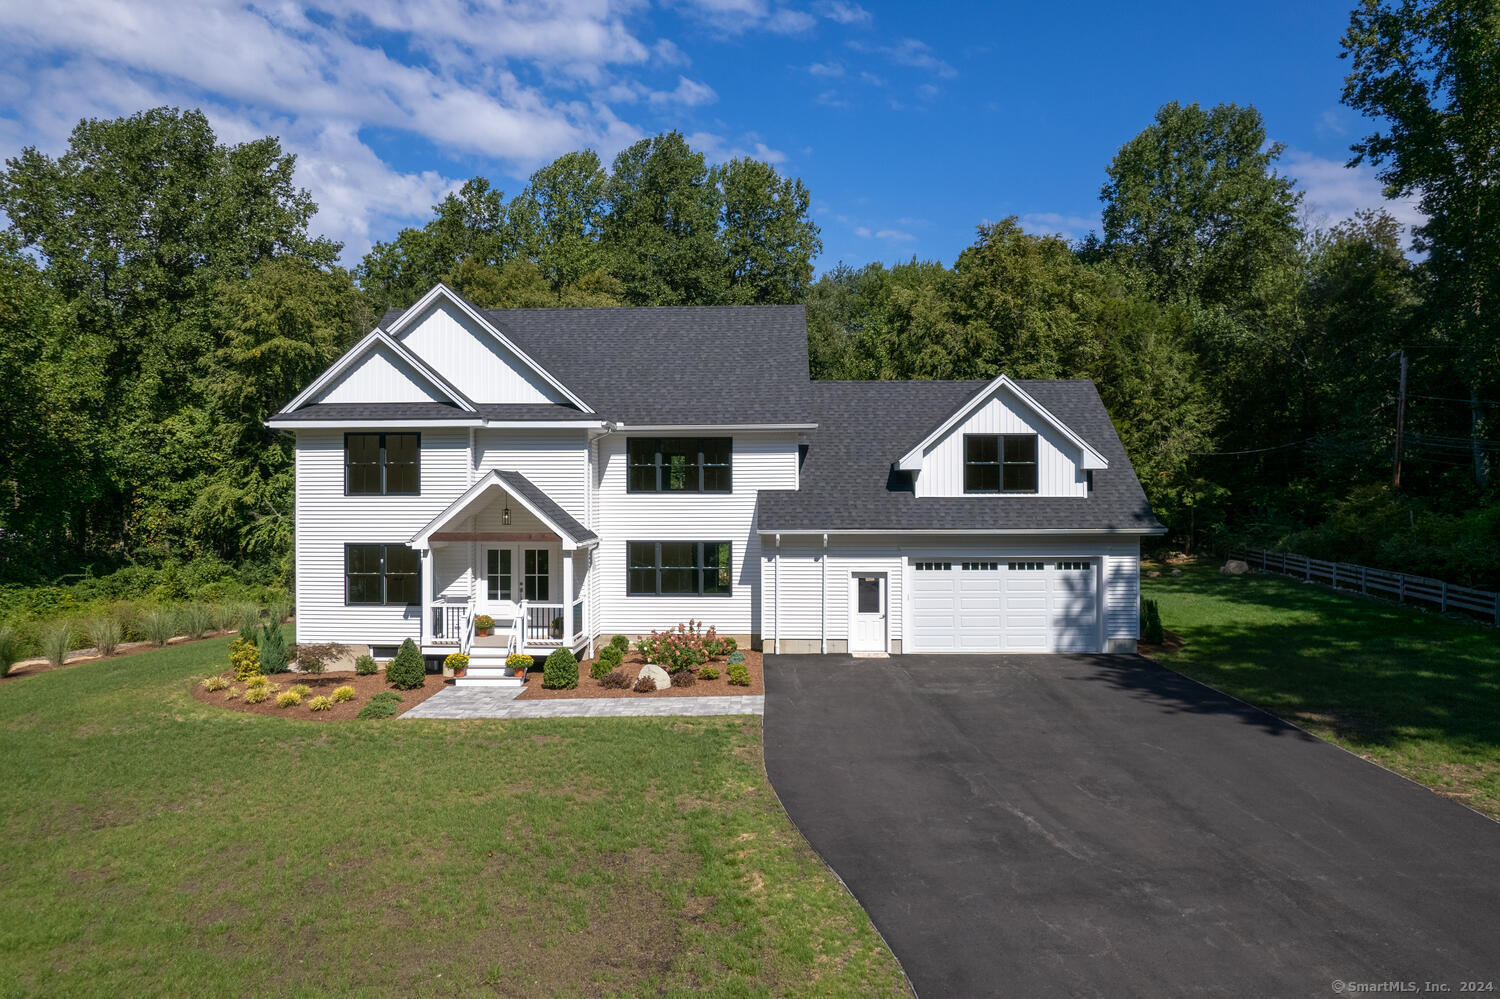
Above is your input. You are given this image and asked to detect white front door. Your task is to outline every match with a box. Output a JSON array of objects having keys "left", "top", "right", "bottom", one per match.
[
  {"left": 480, "top": 546, "right": 515, "bottom": 618},
  {"left": 849, "top": 573, "right": 887, "bottom": 652}
]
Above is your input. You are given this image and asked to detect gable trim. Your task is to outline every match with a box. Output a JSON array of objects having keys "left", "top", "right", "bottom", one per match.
[
  {"left": 280, "top": 329, "right": 478, "bottom": 414},
  {"left": 895, "top": 375, "right": 1109, "bottom": 472},
  {"left": 385, "top": 284, "right": 595, "bottom": 414},
  {"left": 409, "top": 469, "right": 598, "bottom": 552}
]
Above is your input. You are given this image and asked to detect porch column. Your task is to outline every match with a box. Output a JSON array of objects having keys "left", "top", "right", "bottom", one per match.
[
  {"left": 421, "top": 548, "right": 435, "bottom": 646},
  {"left": 562, "top": 547, "right": 575, "bottom": 650}
]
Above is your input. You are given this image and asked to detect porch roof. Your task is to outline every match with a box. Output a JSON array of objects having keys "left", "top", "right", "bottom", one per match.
[{"left": 410, "top": 469, "right": 598, "bottom": 551}]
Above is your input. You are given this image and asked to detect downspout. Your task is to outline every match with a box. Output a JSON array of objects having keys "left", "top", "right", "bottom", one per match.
[
  {"left": 468, "top": 426, "right": 476, "bottom": 606},
  {"left": 774, "top": 533, "right": 781, "bottom": 655},
  {"left": 820, "top": 533, "right": 827, "bottom": 654}
]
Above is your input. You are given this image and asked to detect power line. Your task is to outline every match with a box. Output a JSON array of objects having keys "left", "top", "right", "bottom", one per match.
[
  {"left": 1410, "top": 393, "right": 1500, "bottom": 406},
  {"left": 1190, "top": 436, "right": 1320, "bottom": 457}
]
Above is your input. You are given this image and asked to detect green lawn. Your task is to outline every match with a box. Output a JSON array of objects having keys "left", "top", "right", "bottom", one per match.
[
  {"left": 1143, "top": 563, "right": 1500, "bottom": 818},
  {"left": 0, "top": 638, "right": 909, "bottom": 998}
]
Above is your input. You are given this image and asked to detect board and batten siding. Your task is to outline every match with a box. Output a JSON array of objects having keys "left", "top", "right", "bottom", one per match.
[
  {"left": 593, "top": 432, "right": 799, "bottom": 638},
  {"left": 293, "top": 428, "right": 471, "bottom": 644},
  {"left": 390, "top": 299, "right": 569, "bottom": 405},
  {"left": 316, "top": 344, "right": 448, "bottom": 405},
  {"left": 474, "top": 429, "right": 590, "bottom": 523},
  {"left": 914, "top": 389, "right": 1087, "bottom": 498},
  {"left": 761, "top": 535, "right": 1139, "bottom": 651}
]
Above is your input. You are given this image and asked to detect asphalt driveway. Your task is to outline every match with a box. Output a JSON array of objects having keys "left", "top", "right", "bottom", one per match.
[{"left": 763, "top": 654, "right": 1500, "bottom": 998}]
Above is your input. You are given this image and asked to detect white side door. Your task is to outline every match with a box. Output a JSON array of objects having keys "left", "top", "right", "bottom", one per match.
[{"left": 849, "top": 573, "right": 887, "bottom": 652}]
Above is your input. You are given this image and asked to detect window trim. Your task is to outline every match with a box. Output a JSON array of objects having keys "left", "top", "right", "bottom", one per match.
[
  {"left": 625, "top": 540, "right": 733, "bottom": 596},
  {"left": 624, "top": 437, "right": 733, "bottom": 494},
  {"left": 344, "top": 432, "right": 421, "bottom": 497},
  {"left": 963, "top": 432, "right": 1039, "bottom": 494},
  {"left": 344, "top": 543, "right": 421, "bottom": 606}
]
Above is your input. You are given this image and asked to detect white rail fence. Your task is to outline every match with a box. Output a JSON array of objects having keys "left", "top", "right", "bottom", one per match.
[{"left": 1229, "top": 547, "right": 1500, "bottom": 625}]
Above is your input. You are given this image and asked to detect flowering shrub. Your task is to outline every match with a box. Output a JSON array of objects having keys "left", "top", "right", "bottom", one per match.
[{"left": 637, "top": 620, "right": 719, "bottom": 674}]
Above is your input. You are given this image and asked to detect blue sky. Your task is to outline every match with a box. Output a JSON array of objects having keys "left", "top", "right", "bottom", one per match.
[{"left": 0, "top": 0, "right": 1419, "bottom": 270}]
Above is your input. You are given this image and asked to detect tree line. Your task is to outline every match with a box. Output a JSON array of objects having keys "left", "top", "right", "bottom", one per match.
[{"left": 0, "top": 0, "right": 1494, "bottom": 588}]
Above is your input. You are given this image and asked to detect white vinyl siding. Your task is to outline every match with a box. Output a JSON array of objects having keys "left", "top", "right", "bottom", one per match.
[
  {"left": 473, "top": 429, "right": 589, "bottom": 522},
  {"left": 391, "top": 299, "right": 571, "bottom": 405},
  {"left": 294, "top": 428, "right": 470, "bottom": 644},
  {"left": 315, "top": 344, "right": 450, "bottom": 405},
  {"left": 914, "top": 390, "right": 1087, "bottom": 498},
  {"left": 595, "top": 432, "right": 798, "bottom": 637},
  {"left": 1103, "top": 550, "right": 1140, "bottom": 642}
]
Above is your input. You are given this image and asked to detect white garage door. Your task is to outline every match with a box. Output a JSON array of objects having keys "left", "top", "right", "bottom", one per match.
[{"left": 909, "top": 559, "right": 1099, "bottom": 653}]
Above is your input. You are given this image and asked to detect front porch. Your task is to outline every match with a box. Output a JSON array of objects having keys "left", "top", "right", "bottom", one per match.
[{"left": 410, "top": 469, "right": 598, "bottom": 685}]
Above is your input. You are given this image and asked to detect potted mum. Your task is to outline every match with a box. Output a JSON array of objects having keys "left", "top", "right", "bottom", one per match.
[
  {"left": 445, "top": 652, "right": 469, "bottom": 678},
  {"left": 506, "top": 653, "right": 532, "bottom": 678},
  {"left": 474, "top": 614, "right": 494, "bottom": 637}
]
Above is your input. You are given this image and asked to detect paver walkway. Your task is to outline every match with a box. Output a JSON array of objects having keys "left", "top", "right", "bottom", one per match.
[{"left": 401, "top": 685, "right": 763, "bottom": 719}]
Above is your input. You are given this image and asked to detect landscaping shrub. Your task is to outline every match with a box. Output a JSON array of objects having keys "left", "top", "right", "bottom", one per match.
[
  {"left": 598, "top": 643, "right": 623, "bottom": 667},
  {"left": 0, "top": 624, "right": 17, "bottom": 677},
  {"left": 142, "top": 608, "right": 176, "bottom": 646},
  {"left": 179, "top": 603, "right": 213, "bottom": 640},
  {"left": 224, "top": 686, "right": 239, "bottom": 700},
  {"left": 42, "top": 623, "right": 72, "bottom": 667},
  {"left": 591, "top": 645, "right": 621, "bottom": 679},
  {"left": 86, "top": 617, "right": 122, "bottom": 657},
  {"left": 307, "top": 695, "right": 334, "bottom": 712},
  {"left": 258, "top": 621, "right": 290, "bottom": 674},
  {"left": 276, "top": 690, "right": 302, "bottom": 708},
  {"left": 268, "top": 596, "right": 292, "bottom": 624},
  {"left": 246, "top": 675, "right": 270, "bottom": 690},
  {"left": 210, "top": 603, "right": 237, "bottom": 633},
  {"left": 1141, "top": 598, "right": 1165, "bottom": 645},
  {"left": 727, "top": 663, "right": 750, "bottom": 687},
  {"left": 354, "top": 654, "right": 378, "bottom": 675},
  {"left": 243, "top": 684, "right": 271, "bottom": 704},
  {"left": 385, "top": 638, "right": 425, "bottom": 690},
  {"left": 288, "top": 684, "right": 311, "bottom": 697},
  {"left": 638, "top": 620, "right": 717, "bottom": 673},
  {"left": 609, "top": 633, "right": 630, "bottom": 653},
  {"left": 700, "top": 666, "right": 720, "bottom": 680},
  {"left": 633, "top": 672, "right": 657, "bottom": 692},
  {"left": 201, "top": 675, "right": 230, "bottom": 692},
  {"left": 235, "top": 603, "right": 262, "bottom": 643},
  {"left": 331, "top": 685, "right": 355, "bottom": 703},
  {"left": 727, "top": 651, "right": 745, "bottom": 666},
  {"left": 357, "top": 691, "right": 403, "bottom": 719},
  {"left": 670, "top": 669, "right": 695, "bottom": 688},
  {"left": 722, "top": 635, "right": 738, "bottom": 654},
  {"left": 229, "top": 637, "right": 261, "bottom": 681},
  {"left": 543, "top": 648, "right": 578, "bottom": 689},
  {"left": 599, "top": 669, "right": 630, "bottom": 689},
  {"left": 292, "top": 642, "right": 347, "bottom": 675}
]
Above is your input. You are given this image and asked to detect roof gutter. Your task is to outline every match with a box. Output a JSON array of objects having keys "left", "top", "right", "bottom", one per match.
[{"left": 754, "top": 526, "right": 1168, "bottom": 536}]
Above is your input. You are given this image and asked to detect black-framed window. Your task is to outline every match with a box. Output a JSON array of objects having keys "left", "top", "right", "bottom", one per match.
[
  {"left": 964, "top": 433, "right": 1038, "bottom": 493},
  {"left": 486, "top": 549, "right": 512, "bottom": 601},
  {"left": 627, "top": 541, "right": 731, "bottom": 595},
  {"left": 345, "top": 544, "right": 419, "bottom": 605},
  {"left": 345, "top": 433, "right": 420, "bottom": 495},
  {"left": 625, "top": 438, "right": 732, "bottom": 493}
]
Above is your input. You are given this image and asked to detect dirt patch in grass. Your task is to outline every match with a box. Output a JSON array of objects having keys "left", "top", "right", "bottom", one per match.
[
  {"left": 189, "top": 669, "right": 448, "bottom": 720},
  {"left": 1136, "top": 629, "right": 1185, "bottom": 655},
  {"left": 517, "top": 649, "right": 764, "bottom": 699}
]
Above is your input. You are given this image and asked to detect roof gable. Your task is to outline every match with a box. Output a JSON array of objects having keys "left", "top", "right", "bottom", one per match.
[
  {"left": 897, "top": 375, "right": 1109, "bottom": 472},
  {"left": 281, "top": 330, "right": 476, "bottom": 413},
  {"left": 410, "top": 469, "right": 598, "bottom": 550}
]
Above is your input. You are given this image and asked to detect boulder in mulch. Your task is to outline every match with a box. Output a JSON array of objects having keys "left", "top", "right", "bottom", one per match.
[
  {"left": 636, "top": 664, "right": 670, "bottom": 691},
  {"left": 1221, "top": 559, "right": 1251, "bottom": 575}
]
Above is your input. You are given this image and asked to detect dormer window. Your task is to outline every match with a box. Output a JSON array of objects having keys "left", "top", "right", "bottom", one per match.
[{"left": 964, "top": 434, "right": 1037, "bottom": 493}]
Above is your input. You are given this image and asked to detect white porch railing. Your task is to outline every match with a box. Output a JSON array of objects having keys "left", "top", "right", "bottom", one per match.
[
  {"left": 523, "top": 603, "right": 566, "bottom": 644},
  {"left": 432, "top": 599, "right": 474, "bottom": 653}
]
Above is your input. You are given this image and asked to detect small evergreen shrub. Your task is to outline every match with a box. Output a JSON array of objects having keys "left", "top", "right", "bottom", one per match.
[
  {"left": 670, "top": 669, "right": 695, "bottom": 688},
  {"left": 0, "top": 624, "right": 18, "bottom": 677},
  {"left": 201, "top": 675, "right": 230, "bottom": 692},
  {"left": 331, "top": 685, "right": 356, "bottom": 703},
  {"left": 42, "top": 623, "right": 72, "bottom": 667},
  {"left": 1141, "top": 598, "right": 1165, "bottom": 645},
  {"left": 543, "top": 648, "right": 579, "bottom": 689},
  {"left": 87, "top": 617, "right": 122, "bottom": 657},
  {"left": 357, "top": 691, "right": 403, "bottom": 719},
  {"left": 229, "top": 637, "right": 261, "bottom": 681},
  {"left": 307, "top": 695, "right": 334, "bottom": 712},
  {"left": 259, "top": 621, "right": 290, "bottom": 674},
  {"left": 726, "top": 663, "right": 750, "bottom": 687},
  {"left": 699, "top": 666, "right": 720, "bottom": 680},
  {"left": 633, "top": 672, "right": 657, "bottom": 692},
  {"left": 727, "top": 651, "right": 745, "bottom": 666},
  {"left": 386, "top": 638, "right": 426, "bottom": 690},
  {"left": 276, "top": 690, "right": 302, "bottom": 707},
  {"left": 609, "top": 634, "right": 630, "bottom": 653},
  {"left": 598, "top": 644, "right": 623, "bottom": 668},
  {"left": 243, "top": 685, "right": 271, "bottom": 704},
  {"left": 142, "top": 608, "right": 176, "bottom": 646},
  {"left": 354, "top": 654, "right": 378, "bottom": 675},
  {"left": 589, "top": 650, "right": 619, "bottom": 680},
  {"left": 599, "top": 669, "right": 630, "bottom": 689},
  {"left": 288, "top": 684, "right": 311, "bottom": 698}
]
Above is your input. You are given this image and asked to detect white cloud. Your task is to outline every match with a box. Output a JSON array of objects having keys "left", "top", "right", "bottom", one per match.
[
  {"left": 853, "top": 225, "right": 872, "bottom": 237},
  {"left": 1284, "top": 150, "right": 1425, "bottom": 239},
  {"left": 767, "top": 8, "right": 817, "bottom": 34},
  {"left": 808, "top": 61, "right": 845, "bottom": 76},
  {"left": 859, "top": 71, "right": 885, "bottom": 86},
  {"left": 874, "top": 228, "right": 913, "bottom": 241},
  {"left": 816, "top": 1, "right": 871, "bottom": 24},
  {"left": 916, "top": 82, "right": 939, "bottom": 100},
  {"left": 685, "top": 130, "right": 787, "bottom": 164},
  {"left": 648, "top": 76, "right": 719, "bottom": 106},
  {"left": 653, "top": 38, "right": 691, "bottom": 66},
  {"left": 1019, "top": 211, "right": 1099, "bottom": 241},
  {"left": 815, "top": 89, "right": 850, "bottom": 109},
  {"left": 852, "top": 37, "right": 956, "bottom": 79},
  {"left": 670, "top": 0, "right": 815, "bottom": 36}
]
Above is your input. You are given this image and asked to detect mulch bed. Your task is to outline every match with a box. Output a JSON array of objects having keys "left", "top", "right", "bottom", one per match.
[
  {"left": 516, "top": 649, "right": 764, "bottom": 699},
  {"left": 1137, "top": 629, "right": 1185, "bottom": 656},
  {"left": 190, "top": 669, "right": 449, "bottom": 720}
]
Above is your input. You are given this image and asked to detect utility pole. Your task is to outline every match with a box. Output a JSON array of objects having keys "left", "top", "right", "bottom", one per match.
[{"left": 1392, "top": 349, "right": 1407, "bottom": 488}]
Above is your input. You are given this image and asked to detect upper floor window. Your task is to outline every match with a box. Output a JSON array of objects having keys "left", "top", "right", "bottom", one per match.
[
  {"left": 626, "top": 437, "right": 732, "bottom": 493},
  {"left": 964, "top": 433, "right": 1038, "bottom": 493},
  {"left": 346, "top": 433, "right": 420, "bottom": 495}
]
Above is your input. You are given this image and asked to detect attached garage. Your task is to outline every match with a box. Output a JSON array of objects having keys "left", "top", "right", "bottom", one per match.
[{"left": 909, "top": 558, "right": 1100, "bottom": 653}]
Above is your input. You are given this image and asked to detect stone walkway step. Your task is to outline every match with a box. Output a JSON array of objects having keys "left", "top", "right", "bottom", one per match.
[{"left": 400, "top": 685, "right": 764, "bottom": 719}]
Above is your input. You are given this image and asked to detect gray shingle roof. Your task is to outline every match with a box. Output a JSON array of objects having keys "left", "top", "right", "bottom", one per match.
[
  {"left": 369, "top": 304, "right": 813, "bottom": 426},
  {"left": 494, "top": 470, "right": 597, "bottom": 544},
  {"left": 755, "top": 380, "right": 1164, "bottom": 534}
]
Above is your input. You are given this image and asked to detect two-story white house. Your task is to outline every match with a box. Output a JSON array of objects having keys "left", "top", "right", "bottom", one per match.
[{"left": 268, "top": 284, "right": 1163, "bottom": 682}]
